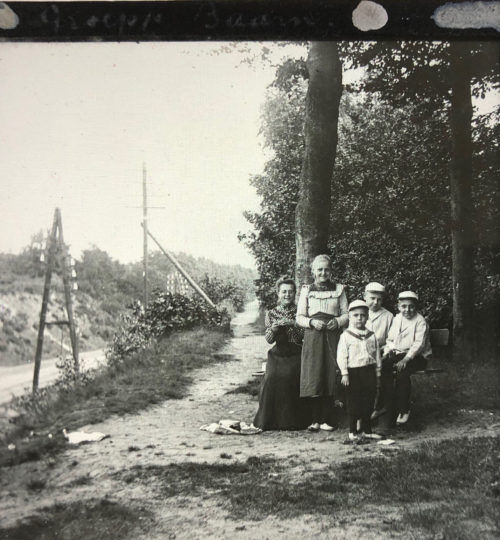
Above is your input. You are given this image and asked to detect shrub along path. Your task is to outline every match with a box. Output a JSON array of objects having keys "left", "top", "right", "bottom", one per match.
[{"left": 1, "top": 301, "right": 499, "bottom": 539}]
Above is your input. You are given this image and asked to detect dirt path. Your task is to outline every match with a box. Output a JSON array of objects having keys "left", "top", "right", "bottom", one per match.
[{"left": 1, "top": 302, "right": 499, "bottom": 538}]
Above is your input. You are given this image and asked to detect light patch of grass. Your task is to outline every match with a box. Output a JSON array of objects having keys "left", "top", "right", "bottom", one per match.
[
  {"left": 0, "top": 499, "right": 151, "bottom": 540},
  {"left": 0, "top": 327, "right": 229, "bottom": 467}
]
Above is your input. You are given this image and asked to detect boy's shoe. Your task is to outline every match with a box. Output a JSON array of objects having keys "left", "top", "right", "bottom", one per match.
[
  {"left": 396, "top": 411, "right": 410, "bottom": 425},
  {"left": 348, "top": 432, "right": 359, "bottom": 441},
  {"left": 319, "top": 423, "right": 336, "bottom": 432},
  {"left": 307, "top": 423, "right": 320, "bottom": 432},
  {"left": 362, "top": 432, "right": 382, "bottom": 440},
  {"left": 371, "top": 407, "right": 387, "bottom": 420}
]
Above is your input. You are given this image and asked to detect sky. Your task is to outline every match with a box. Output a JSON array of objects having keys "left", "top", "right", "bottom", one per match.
[
  {"left": 0, "top": 42, "right": 295, "bottom": 269},
  {"left": 1, "top": 42, "right": 497, "bottom": 271}
]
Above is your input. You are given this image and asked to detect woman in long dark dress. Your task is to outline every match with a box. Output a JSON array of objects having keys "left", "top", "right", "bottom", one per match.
[{"left": 253, "top": 277, "right": 308, "bottom": 430}]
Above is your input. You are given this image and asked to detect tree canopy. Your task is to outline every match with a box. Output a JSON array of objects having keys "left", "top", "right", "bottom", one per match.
[{"left": 241, "top": 48, "right": 499, "bottom": 344}]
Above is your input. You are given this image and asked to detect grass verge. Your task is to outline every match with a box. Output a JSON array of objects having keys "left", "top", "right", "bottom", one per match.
[
  {"left": 0, "top": 499, "right": 152, "bottom": 540},
  {"left": 114, "top": 436, "right": 499, "bottom": 538},
  {"left": 0, "top": 327, "right": 230, "bottom": 467}
]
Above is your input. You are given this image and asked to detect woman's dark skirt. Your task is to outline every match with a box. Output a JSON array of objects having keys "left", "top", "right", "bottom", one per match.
[{"left": 253, "top": 341, "right": 309, "bottom": 430}]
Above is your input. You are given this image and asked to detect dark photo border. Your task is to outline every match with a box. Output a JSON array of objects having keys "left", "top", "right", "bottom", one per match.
[{"left": 0, "top": 0, "right": 499, "bottom": 42}]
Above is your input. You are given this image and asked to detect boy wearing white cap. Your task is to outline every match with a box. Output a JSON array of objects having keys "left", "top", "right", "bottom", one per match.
[
  {"left": 337, "top": 300, "right": 382, "bottom": 441},
  {"left": 382, "top": 291, "right": 432, "bottom": 425},
  {"left": 364, "top": 282, "right": 393, "bottom": 347},
  {"left": 364, "top": 282, "right": 394, "bottom": 420}
]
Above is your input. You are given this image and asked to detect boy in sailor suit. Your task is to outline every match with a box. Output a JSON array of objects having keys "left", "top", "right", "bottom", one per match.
[
  {"left": 364, "top": 282, "right": 394, "bottom": 420},
  {"left": 382, "top": 291, "right": 432, "bottom": 425},
  {"left": 337, "top": 300, "right": 382, "bottom": 441}
]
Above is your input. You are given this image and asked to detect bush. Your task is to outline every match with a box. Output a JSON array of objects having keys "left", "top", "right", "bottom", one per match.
[
  {"left": 199, "top": 275, "right": 247, "bottom": 312},
  {"left": 107, "top": 290, "right": 230, "bottom": 363}
]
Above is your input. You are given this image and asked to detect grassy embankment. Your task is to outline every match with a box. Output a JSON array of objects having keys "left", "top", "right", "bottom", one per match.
[{"left": 0, "top": 327, "right": 230, "bottom": 467}]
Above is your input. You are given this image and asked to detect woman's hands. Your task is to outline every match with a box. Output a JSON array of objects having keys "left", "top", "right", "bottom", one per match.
[
  {"left": 271, "top": 321, "right": 281, "bottom": 333},
  {"left": 341, "top": 375, "right": 349, "bottom": 386},
  {"left": 310, "top": 319, "right": 326, "bottom": 331},
  {"left": 271, "top": 318, "right": 295, "bottom": 332},
  {"left": 326, "top": 319, "right": 338, "bottom": 331},
  {"left": 310, "top": 319, "right": 338, "bottom": 331}
]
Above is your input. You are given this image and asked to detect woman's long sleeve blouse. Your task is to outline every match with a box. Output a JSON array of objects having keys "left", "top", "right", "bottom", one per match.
[
  {"left": 296, "top": 284, "right": 349, "bottom": 329},
  {"left": 265, "top": 304, "right": 304, "bottom": 345}
]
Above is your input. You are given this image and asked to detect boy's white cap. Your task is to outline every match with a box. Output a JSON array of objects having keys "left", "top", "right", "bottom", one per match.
[
  {"left": 365, "top": 282, "right": 385, "bottom": 293},
  {"left": 398, "top": 291, "right": 419, "bottom": 301},
  {"left": 348, "top": 299, "right": 369, "bottom": 311}
]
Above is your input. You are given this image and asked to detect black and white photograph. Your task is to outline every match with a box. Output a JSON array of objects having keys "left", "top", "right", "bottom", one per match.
[{"left": 0, "top": 1, "right": 499, "bottom": 538}]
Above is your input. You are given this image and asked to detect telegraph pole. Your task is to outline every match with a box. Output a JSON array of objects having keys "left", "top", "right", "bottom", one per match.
[
  {"left": 143, "top": 162, "right": 148, "bottom": 307},
  {"left": 127, "top": 164, "right": 165, "bottom": 307},
  {"left": 33, "top": 208, "right": 79, "bottom": 392},
  {"left": 33, "top": 211, "right": 58, "bottom": 392}
]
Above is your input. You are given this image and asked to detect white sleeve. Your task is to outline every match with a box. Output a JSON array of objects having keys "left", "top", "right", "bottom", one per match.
[
  {"left": 337, "top": 333, "right": 349, "bottom": 376},
  {"left": 374, "top": 336, "right": 381, "bottom": 376},
  {"left": 407, "top": 318, "right": 428, "bottom": 359},
  {"left": 384, "top": 317, "right": 397, "bottom": 353},
  {"left": 296, "top": 287, "right": 311, "bottom": 328},
  {"left": 335, "top": 287, "right": 349, "bottom": 328}
]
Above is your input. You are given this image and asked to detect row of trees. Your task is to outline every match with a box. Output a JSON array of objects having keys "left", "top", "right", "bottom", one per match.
[
  {"left": 4, "top": 241, "right": 256, "bottom": 317},
  {"left": 240, "top": 41, "right": 499, "bottom": 359}
]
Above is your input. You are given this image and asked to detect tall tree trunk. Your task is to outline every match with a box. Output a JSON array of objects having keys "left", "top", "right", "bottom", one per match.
[
  {"left": 449, "top": 42, "right": 475, "bottom": 360},
  {"left": 295, "top": 42, "right": 343, "bottom": 286}
]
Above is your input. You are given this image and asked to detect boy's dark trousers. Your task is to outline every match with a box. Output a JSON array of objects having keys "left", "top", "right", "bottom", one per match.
[
  {"left": 346, "top": 365, "right": 376, "bottom": 434},
  {"left": 381, "top": 353, "right": 427, "bottom": 420}
]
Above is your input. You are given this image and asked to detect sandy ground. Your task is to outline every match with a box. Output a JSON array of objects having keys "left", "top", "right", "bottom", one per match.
[{"left": 1, "top": 302, "right": 499, "bottom": 538}]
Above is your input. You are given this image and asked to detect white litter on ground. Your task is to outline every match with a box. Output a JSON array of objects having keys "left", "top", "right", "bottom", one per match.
[
  {"left": 63, "top": 429, "right": 109, "bottom": 444},
  {"left": 200, "top": 419, "right": 261, "bottom": 435},
  {"left": 377, "top": 439, "right": 396, "bottom": 446}
]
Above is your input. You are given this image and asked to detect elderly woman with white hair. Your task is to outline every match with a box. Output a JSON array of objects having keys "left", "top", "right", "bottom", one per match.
[{"left": 296, "top": 254, "right": 348, "bottom": 431}]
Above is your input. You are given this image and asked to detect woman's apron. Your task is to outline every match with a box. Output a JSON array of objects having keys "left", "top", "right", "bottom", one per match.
[{"left": 300, "top": 313, "right": 340, "bottom": 398}]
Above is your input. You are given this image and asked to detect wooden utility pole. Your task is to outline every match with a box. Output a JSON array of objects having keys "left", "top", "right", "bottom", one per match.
[
  {"left": 143, "top": 162, "right": 148, "bottom": 308},
  {"left": 33, "top": 211, "right": 58, "bottom": 392},
  {"left": 57, "top": 212, "right": 79, "bottom": 372},
  {"left": 126, "top": 164, "right": 165, "bottom": 307},
  {"left": 33, "top": 208, "right": 79, "bottom": 392},
  {"left": 143, "top": 226, "right": 216, "bottom": 309}
]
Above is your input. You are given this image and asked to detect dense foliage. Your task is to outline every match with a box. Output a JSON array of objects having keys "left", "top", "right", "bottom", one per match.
[
  {"left": 0, "top": 242, "right": 255, "bottom": 316},
  {"left": 199, "top": 275, "right": 246, "bottom": 313},
  {"left": 76, "top": 247, "right": 255, "bottom": 314},
  {"left": 107, "top": 291, "right": 230, "bottom": 363},
  {"left": 241, "top": 55, "right": 499, "bottom": 331}
]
